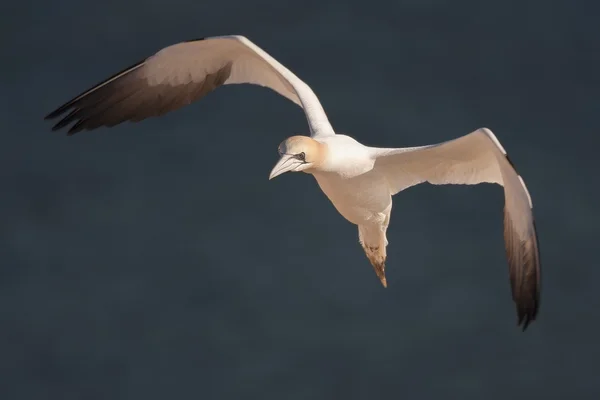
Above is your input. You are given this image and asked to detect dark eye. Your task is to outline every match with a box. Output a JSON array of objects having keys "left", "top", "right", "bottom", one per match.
[{"left": 297, "top": 152, "right": 306, "bottom": 161}]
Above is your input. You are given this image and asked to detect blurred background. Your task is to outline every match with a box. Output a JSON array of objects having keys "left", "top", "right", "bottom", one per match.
[{"left": 2, "top": 0, "right": 598, "bottom": 398}]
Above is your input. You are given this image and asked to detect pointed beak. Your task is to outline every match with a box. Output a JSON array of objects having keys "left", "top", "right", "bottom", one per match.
[{"left": 269, "top": 154, "right": 300, "bottom": 180}]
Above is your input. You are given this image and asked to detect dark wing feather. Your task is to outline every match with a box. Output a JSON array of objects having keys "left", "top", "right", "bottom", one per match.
[
  {"left": 45, "top": 58, "right": 144, "bottom": 119},
  {"left": 45, "top": 51, "right": 233, "bottom": 135},
  {"left": 504, "top": 193, "right": 541, "bottom": 331}
]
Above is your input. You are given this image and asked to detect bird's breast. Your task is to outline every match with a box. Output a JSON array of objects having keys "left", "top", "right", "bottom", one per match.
[{"left": 312, "top": 170, "right": 392, "bottom": 225}]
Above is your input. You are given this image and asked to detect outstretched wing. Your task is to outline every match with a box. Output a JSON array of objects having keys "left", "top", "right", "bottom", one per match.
[
  {"left": 44, "top": 35, "right": 334, "bottom": 137},
  {"left": 373, "top": 127, "right": 540, "bottom": 330}
]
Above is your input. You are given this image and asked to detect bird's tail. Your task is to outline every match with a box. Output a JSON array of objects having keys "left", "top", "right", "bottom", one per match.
[{"left": 358, "top": 225, "right": 389, "bottom": 288}]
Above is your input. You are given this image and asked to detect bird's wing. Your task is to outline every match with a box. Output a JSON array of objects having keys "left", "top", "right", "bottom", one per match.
[
  {"left": 372, "top": 127, "right": 540, "bottom": 330},
  {"left": 44, "top": 35, "right": 335, "bottom": 137}
]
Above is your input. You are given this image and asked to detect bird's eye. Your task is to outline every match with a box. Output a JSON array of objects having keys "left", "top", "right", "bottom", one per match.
[{"left": 297, "top": 152, "right": 306, "bottom": 161}]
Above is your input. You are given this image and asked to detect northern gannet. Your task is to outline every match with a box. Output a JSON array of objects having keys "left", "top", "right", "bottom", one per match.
[{"left": 45, "top": 35, "right": 541, "bottom": 330}]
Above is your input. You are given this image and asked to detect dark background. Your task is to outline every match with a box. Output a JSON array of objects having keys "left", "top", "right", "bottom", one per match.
[{"left": 3, "top": 0, "right": 598, "bottom": 398}]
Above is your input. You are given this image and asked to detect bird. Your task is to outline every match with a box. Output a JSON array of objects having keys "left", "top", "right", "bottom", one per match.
[{"left": 45, "top": 35, "right": 540, "bottom": 330}]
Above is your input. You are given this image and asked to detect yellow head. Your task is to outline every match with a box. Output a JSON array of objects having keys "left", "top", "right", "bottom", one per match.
[{"left": 269, "top": 136, "right": 326, "bottom": 180}]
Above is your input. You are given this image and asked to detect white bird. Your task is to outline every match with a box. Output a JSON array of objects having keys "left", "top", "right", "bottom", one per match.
[{"left": 45, "top": 35, "right": 541, "bottom": 330}]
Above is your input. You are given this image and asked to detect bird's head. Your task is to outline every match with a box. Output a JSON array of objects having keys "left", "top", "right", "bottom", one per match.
[{"left": 269, "top": 136, "right": 326, "bottom": 180}]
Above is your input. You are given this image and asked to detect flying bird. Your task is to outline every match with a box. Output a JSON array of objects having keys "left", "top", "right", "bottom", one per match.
[{"left": 45, "top": 35, "right": 541, "bottom": 330}]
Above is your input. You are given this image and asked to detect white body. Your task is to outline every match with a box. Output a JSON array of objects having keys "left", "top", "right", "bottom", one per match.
[
  {"left": 310, "top": 135, "right": 393, "bottom": 262},
  {"left": 312, "top": 135, "right": 391, "bottom": 226}
]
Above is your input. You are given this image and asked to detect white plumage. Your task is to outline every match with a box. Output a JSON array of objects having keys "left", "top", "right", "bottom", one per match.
[{"left": 45, "top": 35, "right": 540, "bottom": 331}]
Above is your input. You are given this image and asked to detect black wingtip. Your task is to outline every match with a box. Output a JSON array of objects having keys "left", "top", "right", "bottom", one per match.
[
  {"left": 522, "top": 220, "right": 541, "bottom": 332},
  {"left": 515, "top": 279, "right": 540, "bottom": 332},
  {"left": 44, "top": 108, "right": 63, "bottom": 121},
  {"left": 514, "top": 281, "right": 540, "bottom": 332},
  {"left": 518, "top": 309, "right": 536, "bottom": 332},
  {"left": 43, "top": 58, "right": 147, "bottom": 131},
  {"left": 505, "top": 210, "right": 541, "bottom": 333}
]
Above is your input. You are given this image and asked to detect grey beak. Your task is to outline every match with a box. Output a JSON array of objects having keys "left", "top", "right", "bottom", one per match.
[{"left": 269, "top": 154, "right": 300, "bottom": 180}]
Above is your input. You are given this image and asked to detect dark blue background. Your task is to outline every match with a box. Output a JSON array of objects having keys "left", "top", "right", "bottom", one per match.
[{"left": 3, "top": 0, "right": 598, "bottom": 398}]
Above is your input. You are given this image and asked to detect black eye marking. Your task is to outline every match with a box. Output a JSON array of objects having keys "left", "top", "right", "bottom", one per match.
[{"left": 296, "top": 152, "right": 306, "bottom": 161}]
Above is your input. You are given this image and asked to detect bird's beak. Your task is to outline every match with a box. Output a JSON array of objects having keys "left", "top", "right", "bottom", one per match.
[{"left": 269, "top": 154, "right": 301, "bottom": 180}]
